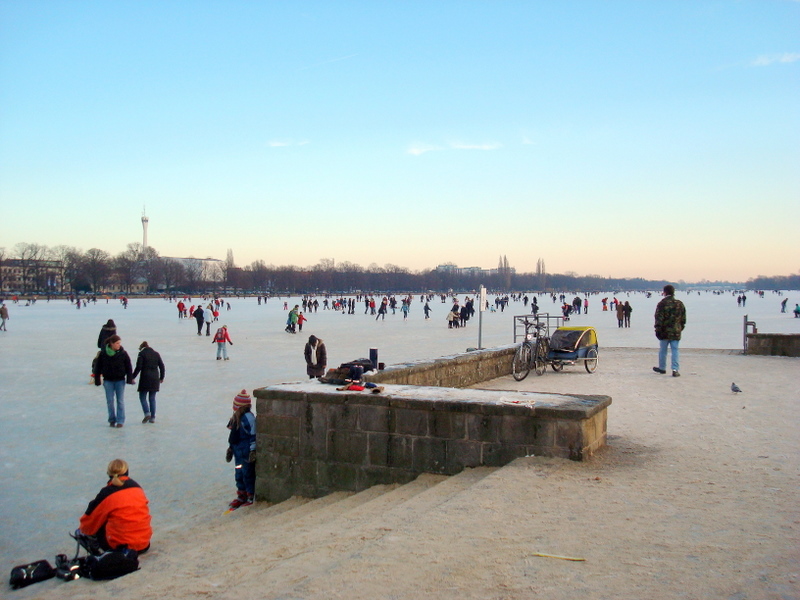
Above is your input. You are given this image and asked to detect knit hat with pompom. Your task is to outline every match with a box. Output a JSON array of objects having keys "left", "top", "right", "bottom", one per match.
[{"left": 232, "top": 389, "right": 251, "bottom": 410}]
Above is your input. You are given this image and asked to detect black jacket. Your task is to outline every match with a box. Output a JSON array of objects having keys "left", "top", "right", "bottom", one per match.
[
  {"left": 97, "top": 324, "right": 116, "bottom": 349},
  {"left": 94, "top": 347, "right": 133, "bottom": 384},
  {"left": 132, "top": 347, "right": 165, "bottom": 392}
]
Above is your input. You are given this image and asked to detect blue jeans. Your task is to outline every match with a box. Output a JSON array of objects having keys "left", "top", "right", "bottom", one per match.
[
  {"left": 216, "top": 342, "right": 228, "bottom": 359},
  {"left": 232, "top": 445, "right": 255, "bottom": 495},
  {"left": 139, "top": 391, "right": 157, "bottom": 418},
  {"left": 658, "top": 339, "right": 680, "bottom": 372},
  {"left": 103, "top": 379, "right": 126, "bottom": 424}
]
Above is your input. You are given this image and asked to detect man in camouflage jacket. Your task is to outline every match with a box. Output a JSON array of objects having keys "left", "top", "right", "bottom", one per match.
[{"left": 653, "top": 284, "right": 686, "bottom": 377}]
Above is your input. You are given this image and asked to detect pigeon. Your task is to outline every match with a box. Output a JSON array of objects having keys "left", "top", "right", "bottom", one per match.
[{"left": 731, "top": 382, "right": 742, "bottom": 393}]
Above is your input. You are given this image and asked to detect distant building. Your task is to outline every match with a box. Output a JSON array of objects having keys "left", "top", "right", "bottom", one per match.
[
  {"left": 0, "top": 259, "right": 62, "bottom": 294},
  {"left": 163, "top": 256, "right": 224, "bottom": 280},
  {"left": 435, "top": 263, "right": 515, "bottom": 277}
]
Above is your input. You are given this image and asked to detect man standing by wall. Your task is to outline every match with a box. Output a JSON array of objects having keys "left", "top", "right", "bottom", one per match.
[{"left": 653, "top": 285, "right": 686, "bottom": 377}]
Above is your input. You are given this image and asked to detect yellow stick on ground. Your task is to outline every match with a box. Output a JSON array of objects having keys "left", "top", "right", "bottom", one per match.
[{"left": 532, "top": 552, "right": 585, "bottom": 561}]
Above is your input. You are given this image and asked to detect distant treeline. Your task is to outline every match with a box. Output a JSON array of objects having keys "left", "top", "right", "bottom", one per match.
[
  {"left": 745, "top": 274, "right": 800, "bottom": 291},
  {"left": 7, "top": 241, "right": 795, "bottom": 294}
]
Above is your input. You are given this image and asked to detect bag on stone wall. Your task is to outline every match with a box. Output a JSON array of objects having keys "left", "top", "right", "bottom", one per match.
[{"left": 339, "top": 358, "right": 374, "bottom": 372}]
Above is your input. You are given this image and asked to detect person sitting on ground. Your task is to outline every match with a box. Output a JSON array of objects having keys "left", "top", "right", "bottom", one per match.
[{"left": 74, "top": 459, "right": 152, "bottom": 556}]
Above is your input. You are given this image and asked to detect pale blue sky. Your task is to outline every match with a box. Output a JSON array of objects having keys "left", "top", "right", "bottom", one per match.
[{"left": 1, "top": 1, "right": 798, "bottom": 282}]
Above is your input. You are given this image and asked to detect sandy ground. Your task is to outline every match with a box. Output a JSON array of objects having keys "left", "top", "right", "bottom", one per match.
[{"left": 14, "top": 346, "right": 799, "bottom": 600}]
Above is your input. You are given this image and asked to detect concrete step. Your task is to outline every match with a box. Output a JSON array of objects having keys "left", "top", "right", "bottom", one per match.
[
  {"left": 225, "top": 468, "right": 499, "bottom": 595},
  {"left": 114, "top": 467, "right": 497, "bottom": 599}
]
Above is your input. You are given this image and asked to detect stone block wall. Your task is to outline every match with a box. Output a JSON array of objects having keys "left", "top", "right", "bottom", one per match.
[
  {"left": 254, "top": 383, "right": 610, "bottom": 504},
  {"left": 363, "top": 345, "right": 517, "bottom": 387},
  {"left": 746, "top": 333, "right": 800, "bottom": 357}
]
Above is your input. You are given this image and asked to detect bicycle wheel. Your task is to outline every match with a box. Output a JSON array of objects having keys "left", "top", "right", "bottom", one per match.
[
  {"left": 534, "top": 339, "right": 548, "bottom": 376},
  {"left": 512, "top": 343, "right": 532, "bottom": 381},
  {"left": 584, "top": 347, "right": 598, "bottom": 373}
]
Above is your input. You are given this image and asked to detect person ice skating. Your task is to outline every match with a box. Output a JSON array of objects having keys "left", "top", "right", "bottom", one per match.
[
  {"left": 131, "top": 341, "right": 165, "bottom": 423},
  {"left": 794, "top": 304, "right": 800, "bottom": 318},
  {"left": 285, "top": 305, "right": 299, "bottom": 333},
  {"left": 226, "top": 390, "right": 256, "bottom": 509},
  {"left": 376, "top": 298, "right": 387, "bottom": 320},
  {"left": 74, "top": 459, "right": 152, "bottom": 556},
  {"left": 213, "top": 325, "right": 233, "bottom": 360},
  {"left": 97, "top": 319, "right": 117, "bottom": 349},
  {"left": 93, "top": 335, "right": 133, "bottom": 427},
  {"left": 192, "top": 306, "right": 204, "bottom": 336},
  {"left": 0, "top": 302, "right": 8, "bottom": 331},
  {"left": 297, "top": 311, "right": 307, "bottom": 332},
  {"left": 304, "top": 335, "right": 327, "bottom": 379},
  {"left": 423, "top": 302, "right": 432, "bottom": 319},
  {"left": 781, "top": 298, "right": 788, "bottom": 313},
  {"left": 653, "top": 285, "right": 687, "bottom": 377},
  {"left": 204, "top": 304, "right": 214, "bottom": 336}
]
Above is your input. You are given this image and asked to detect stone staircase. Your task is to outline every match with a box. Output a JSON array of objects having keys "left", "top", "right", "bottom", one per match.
[{"left": 99, "top": 467, "right": 501, "bottom": 600}]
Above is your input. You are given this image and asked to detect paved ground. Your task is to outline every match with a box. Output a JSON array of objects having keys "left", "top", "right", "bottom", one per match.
[{"left": 11, "top": 346, "right": 800, "bottom": 600}]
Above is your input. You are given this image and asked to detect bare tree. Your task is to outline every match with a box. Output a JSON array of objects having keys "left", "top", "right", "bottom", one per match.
[
  {"left": 0, "top": 246, "right": 5, "bottom": 291},
  {"left": 82, "top": 248, "right": 111, "bottom": 293},
  {"left": 161, "top": 259, "right": 187, "bottom": 293},
  {"left": 184, "top": 259, "right": 204, "bottom": 293},
  {"left": 204, "top": 260, "right": 222, "bottom": 292},
  {"left": 138, "top": 246, "right": 162, "bottom": 292},
  {"left": 221, "top": 249, "right": 236, "bottom": 292},
  {"left": 536, "top": 258, "right": 546, "bottom": 290},
  {"left": 13, "top": 242, "right": 47, "bottom": 292},
  {"left": 112, "top": 243, "right": 146, "bottom": 294}
]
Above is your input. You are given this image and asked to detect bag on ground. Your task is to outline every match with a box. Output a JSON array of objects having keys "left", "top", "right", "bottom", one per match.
[{"left": 9, "top": 559, "right": 56, "bottom": 589}]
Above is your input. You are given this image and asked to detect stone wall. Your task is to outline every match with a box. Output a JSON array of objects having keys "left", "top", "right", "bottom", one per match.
[
  {"left": 363, "top": 345, "right": 517, "bottom": 387},
  {"left": 253, "top": 382, "right": 610, "bottom": 504},
  {"left": 746, "top": 333, "right": 800, "bottom": 357}
]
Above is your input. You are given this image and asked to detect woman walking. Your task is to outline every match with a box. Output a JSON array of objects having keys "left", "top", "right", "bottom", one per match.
[
  {"left": 93, "top": 335, "right": 133, "bottom": 427},
  {"left": 132, "top": 341, "right": 165, "bottom": 423}
]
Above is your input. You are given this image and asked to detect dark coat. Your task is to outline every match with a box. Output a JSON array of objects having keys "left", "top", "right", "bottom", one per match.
[
  {"left": 132, "top": 347, "right": 165, "bottom": 392},
  {"left": 304, "top": 341, "right": 327, "bottom": 378},
  {"left": 93, "top": 347, "right": 133, "bottom": 384},
  {"left": 97, "top": 323, "right": 116, "bottom": 349}
]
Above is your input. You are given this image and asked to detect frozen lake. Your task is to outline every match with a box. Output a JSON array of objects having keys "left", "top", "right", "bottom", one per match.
[{"left": 1, "top": 290, "right": 797, "bottom": 572}]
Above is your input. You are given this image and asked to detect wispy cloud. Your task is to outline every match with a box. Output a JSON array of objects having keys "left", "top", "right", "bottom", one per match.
[
  {"left": 751, "top": 52, "right": 800, "bottom": 66},
  {"left": 299, "top": 53, "right": 358, "bottom": 71},
  {"left": 267, "top": 139, "right": 310, "bottom": 148},
  {"left": 408, "top": 141, "right": 503, "bottom": 155},
  {"left": 449, "top": 142, "right": 502, "bottom": 151},
  {"left": 407, "top": 143, "right": 443, "bottom": 156}
]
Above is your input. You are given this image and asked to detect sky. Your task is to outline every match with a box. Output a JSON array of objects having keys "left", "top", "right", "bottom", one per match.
[{"left": 0, "top": 1, "right": 798, "bottom": 283}]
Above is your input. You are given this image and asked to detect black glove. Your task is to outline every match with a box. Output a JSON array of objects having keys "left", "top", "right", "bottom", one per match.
[
  {"left": 225, "top": 447, "right": 233, "bottom": 463},
  {"left": 248, "top": 450, "right": 256, "bottom": 464},
  {"left": 94, "top": 377, "right": 101, "bottom": 386}
]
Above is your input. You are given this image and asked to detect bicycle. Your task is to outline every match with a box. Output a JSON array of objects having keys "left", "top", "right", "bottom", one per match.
[{"left": 512, "top": 319, "right": 550, "bottom": 380}]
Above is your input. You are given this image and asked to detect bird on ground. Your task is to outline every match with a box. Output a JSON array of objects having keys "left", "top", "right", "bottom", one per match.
[{"left": 731, "top": 382, "right": 742, "bottom": 393}]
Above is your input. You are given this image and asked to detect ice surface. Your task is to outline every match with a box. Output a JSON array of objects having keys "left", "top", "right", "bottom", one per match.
[{"left": 0, "top": 290, "right": 797, "bottom": 568}]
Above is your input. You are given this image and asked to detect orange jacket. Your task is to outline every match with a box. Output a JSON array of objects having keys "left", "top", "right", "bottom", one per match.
[{"left": 79, "top": 476, "right": 152, "bottom": 552}]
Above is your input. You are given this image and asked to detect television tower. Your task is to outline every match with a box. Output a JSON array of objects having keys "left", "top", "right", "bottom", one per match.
[{"left": 141, "top": 206, "right": 149, "bottom": 250}]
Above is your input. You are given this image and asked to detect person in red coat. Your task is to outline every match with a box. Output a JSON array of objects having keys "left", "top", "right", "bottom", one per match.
[{"left": 75, "top": 459, "right": 152, "bottom": 555}]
